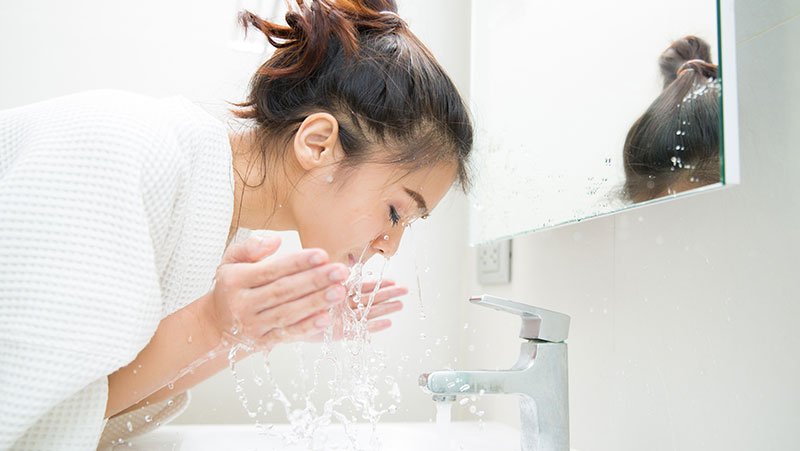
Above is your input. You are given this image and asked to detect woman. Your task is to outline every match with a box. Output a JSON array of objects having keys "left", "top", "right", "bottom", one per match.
[
  {"left": 0, "top": 0, "right": 472, "bottom": 448},
  {"left": 622, "top": 35, "right": 721, "bottom": 203}
]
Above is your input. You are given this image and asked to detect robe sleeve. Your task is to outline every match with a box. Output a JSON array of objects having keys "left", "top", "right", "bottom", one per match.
[{"left": 0, "top": 91, "right": 174, "bottom": 450}]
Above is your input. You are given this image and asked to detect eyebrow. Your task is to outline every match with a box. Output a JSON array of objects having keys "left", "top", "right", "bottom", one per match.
[{"left": 404, "top": 187, "right": 429, "bottom": 216}]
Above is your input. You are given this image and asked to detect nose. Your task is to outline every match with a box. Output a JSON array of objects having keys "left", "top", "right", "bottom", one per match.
[{"left": 371, "top": 228, "right": 405, "bottom": 258}]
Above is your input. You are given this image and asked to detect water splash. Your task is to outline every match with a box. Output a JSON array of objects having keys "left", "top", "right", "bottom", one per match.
[{"left": 227, "top": 241, "right": 397, "bottom": 450}]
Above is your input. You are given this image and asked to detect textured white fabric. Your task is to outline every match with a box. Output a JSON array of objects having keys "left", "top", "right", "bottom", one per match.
[{"left": 0, "top": 90, "right": 234, "bottom": 450}]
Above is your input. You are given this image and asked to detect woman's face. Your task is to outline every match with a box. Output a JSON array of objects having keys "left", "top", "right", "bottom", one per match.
[{"left": 289, "top": 162, "right": 457, "bottom": 266}]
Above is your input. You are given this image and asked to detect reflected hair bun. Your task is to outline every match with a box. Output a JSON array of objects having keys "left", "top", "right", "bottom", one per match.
[{"left": 658, "top": 35, "right": 717, "bottom": 88}]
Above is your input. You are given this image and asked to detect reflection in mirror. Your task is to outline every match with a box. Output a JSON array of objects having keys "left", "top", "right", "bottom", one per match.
[
  {"left": 467, "top": 0, "right": 738, "bottom": 244},
  {"left": 623, "top": 36, "right": 721, "bottom": 203}
]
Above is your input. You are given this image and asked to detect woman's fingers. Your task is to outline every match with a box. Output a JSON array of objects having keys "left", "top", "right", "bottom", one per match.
[
  {"left": 261, "top": 311, "right": 332, "bottom": 346},
  {"left": 349, "top": 285, "right": 408, "bottom": 309},
  {"left": 367, "top": 319, "right": 392, "bottom": 334},
  {"left": 365, "top": 300, "right": 403, "bottom": 320},
  {"left": 220, "top": 236, "right": 282, "bottom": 265},
  {"left": 245, "top": 262, "right": 350, "bottom": 312},
  {"left": 357, "top": 279, "right": 396, "bottom": 294},
  {"left": 258, "top": 283, "right": 346, "bottom": 329},
  {"left": 237, "top": 248, "right": 332, "bottom": 288}
]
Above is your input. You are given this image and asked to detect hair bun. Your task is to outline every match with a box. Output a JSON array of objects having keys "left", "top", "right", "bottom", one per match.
[
  {"left": 676, "top": 58, "right": 717, "bottom": 79},
  {"left": 238, "top": 0, "right": 407, "bottom": 80},
  {"left": 658, "top": 35, "right": 716, "bottom": 88}
]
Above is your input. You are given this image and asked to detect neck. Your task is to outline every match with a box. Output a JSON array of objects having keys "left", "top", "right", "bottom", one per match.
[{"left": 227, "top": 129, "right": 299, "bottom": 243}]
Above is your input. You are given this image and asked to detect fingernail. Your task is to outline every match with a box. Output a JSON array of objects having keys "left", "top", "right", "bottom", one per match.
[
  {"left": 325, "top": 286, "right": 344, "bottom": 302},
  {"left": 309, "top": 252, "right": 325, "bottom": 265},
  {"left": 329, "top": 267, "right": 348, "bottom": 282},
  {"left": 315, "top": 316, "right": 332, "bottom": 328}
]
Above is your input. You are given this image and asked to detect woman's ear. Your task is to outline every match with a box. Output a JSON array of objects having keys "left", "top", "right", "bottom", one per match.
[{"left": 293, "top": 112, "right": 344, "bottom": 171}]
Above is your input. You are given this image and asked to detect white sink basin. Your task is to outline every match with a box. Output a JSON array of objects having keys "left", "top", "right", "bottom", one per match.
[{"left": 117, "top": 422, "right": 521, "bottom": 450}]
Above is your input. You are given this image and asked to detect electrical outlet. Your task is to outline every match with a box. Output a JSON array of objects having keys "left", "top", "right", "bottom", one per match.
[{"left": 477, "top": 239, "right": 511, "bottom": 285}]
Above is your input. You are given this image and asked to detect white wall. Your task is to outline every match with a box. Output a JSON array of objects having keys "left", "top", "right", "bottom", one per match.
[
  {"left": 461, "top": 2, "right": 800, "bottom": 450},
  {"left": 0, "top": 1, "right": 263, "bottom": 115}
]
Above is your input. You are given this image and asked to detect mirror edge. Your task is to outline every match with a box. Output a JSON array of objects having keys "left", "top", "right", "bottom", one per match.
[{"left": 720, "top": 0, "right": 741, "bottom": 186}]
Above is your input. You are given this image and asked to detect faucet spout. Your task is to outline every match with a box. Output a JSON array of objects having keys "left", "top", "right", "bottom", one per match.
[
  {"left": 420, "top": 341, "right": 569, "bottom": 451},
  {"left": 421, "top": 367, "right": 527, "bottom": 396}
]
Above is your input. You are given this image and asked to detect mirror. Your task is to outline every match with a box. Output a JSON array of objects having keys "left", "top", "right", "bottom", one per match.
[{"left": 468, "top": 0, "right": 739, "bottom": 244}]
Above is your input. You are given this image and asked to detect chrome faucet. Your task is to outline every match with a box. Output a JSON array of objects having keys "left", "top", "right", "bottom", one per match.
[{"left": 419, "top": 295, "right": 570, "bottom": 451}]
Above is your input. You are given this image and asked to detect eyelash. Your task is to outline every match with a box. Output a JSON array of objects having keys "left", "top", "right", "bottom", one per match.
[{"left": 389, "top": 206, "right": 401, "bottom": 226}]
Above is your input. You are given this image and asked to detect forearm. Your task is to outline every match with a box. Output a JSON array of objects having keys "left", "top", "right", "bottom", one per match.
[
  {"left": 105, "top": 292, "right": 228, "bottom": 418},
  {"left": 111, "top": 342, "right": 238, "bottom": 418}
]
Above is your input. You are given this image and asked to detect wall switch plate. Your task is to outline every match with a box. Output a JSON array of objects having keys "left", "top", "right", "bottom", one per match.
[{"left": 477, "top": 239, "right": 512, "bottom": 285}]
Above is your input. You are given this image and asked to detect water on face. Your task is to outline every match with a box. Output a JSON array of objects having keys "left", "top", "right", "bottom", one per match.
[{"left": 227, "top": 242, "right": 397, "bottom": 450}]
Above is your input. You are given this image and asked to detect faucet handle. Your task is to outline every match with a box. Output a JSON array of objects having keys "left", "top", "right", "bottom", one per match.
[{"left": 470, "top": 295, "right": 570, "bottom": 342}]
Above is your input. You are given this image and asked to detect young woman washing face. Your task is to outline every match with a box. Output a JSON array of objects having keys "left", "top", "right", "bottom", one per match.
[{"left": 0, "top": 0, "right": 472, "bottom": 448}]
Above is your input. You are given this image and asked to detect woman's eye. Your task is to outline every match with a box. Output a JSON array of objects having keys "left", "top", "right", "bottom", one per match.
[{"left": 389, "top": 206, "right": 401, "bottom": 226}]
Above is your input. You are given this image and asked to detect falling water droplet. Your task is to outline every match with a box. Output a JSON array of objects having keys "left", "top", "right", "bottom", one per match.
[
  {"left": 187, "top": 335, "right": 193, "bottom": 344},
  {"left": 167, "top": 383, "right": 174, "bottom": 390},
  {"left": 325, "top": 174, "right": 334, "bottom": 183},
  {"left": 424, "top": 349, "right": 432, "bottom": 357},
  {"left": 126, "top": 421, "right": 133, "bottom": 432},
  {"left": 419, "top": 332, "right": 427, "bottom": 340},
  {"left": 144, "top": 415, "right": 153, "bottom": 423}
]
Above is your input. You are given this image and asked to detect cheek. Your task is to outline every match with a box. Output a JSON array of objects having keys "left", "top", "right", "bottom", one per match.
[{"left": 294, "top": 195, "right": 384, "bottom": 253}]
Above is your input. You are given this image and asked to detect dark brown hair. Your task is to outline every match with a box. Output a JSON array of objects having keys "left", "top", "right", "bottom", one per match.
[
  {"left": 232, "top": 0, "right": 473, "bottom": 192},
  {"left": 622, "top": 35, "right": 721, "bottom": 203}
]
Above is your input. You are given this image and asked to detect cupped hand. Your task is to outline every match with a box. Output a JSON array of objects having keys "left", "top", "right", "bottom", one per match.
[
  {"left": 307, "top": 278, "right": 408, "bottom": 342},
  {"left": 208, "top": 235, "right": 350, "bottom": 351}
]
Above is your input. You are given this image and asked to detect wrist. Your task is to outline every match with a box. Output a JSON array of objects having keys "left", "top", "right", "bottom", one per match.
[{"left": 195, "top": 291, "right": 226, "bottom": 351}]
